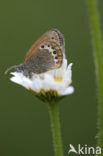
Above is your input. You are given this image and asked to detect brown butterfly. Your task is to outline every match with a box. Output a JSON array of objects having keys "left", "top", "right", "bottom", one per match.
[{"left": 5, "top": 29, "right": 65, "bottom": 77}]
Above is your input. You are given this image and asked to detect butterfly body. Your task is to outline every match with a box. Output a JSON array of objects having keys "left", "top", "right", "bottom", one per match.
[{"left": 5, "top": 29, "right": 65, "bottom": 77}]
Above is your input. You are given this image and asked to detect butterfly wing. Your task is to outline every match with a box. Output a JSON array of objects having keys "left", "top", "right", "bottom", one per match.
[{"left": 18, "top": 29, "right": 65, "bottom": 75}]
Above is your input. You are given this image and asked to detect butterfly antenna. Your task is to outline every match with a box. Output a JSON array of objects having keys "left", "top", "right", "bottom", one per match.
[{"left": 4, "top": 64, "right": 21, "bottom": 75}]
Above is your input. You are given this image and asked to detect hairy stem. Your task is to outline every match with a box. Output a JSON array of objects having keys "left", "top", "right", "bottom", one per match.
[
  {"left": 48, "top": 102, "right": 63, "bottom": 156},
  {"left": 87, "top": 0, "right": 103, "bottom": 154}
]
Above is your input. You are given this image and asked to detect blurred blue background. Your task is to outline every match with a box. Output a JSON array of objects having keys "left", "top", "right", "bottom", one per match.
[{"left": 0, "top": 0, "right": 103, "bottom": 155}]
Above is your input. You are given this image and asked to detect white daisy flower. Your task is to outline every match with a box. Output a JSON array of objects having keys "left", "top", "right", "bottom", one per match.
[{"left": 9, "top": 57, "right": 74, "bottom": 102}]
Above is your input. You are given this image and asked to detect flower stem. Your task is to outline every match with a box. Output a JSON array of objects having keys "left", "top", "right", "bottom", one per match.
[
  {"left": 48, "top": 102, "right": 63, "bottom": 156},
  {"left": 87, "top": 0, "right": 103, "bottom": 153}
]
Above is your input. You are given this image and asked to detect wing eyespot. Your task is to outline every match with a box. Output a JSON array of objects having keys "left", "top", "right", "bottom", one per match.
[
  {"left": 55, "top": 56, "right": 58, "bottom": 59},
  {"left": 41, "top": 45, "right": 44, "bottom": 48},
  {"left": 53, "top": 51, "right": 56, "bottom": 54}
]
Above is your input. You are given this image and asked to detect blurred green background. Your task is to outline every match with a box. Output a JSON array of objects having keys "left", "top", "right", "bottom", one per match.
[{"left": 0, "top": 0, "right": 103, "bottom": 156}]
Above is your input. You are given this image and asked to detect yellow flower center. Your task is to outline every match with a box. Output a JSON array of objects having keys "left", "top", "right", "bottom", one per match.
[{"left": 54, "top": 78, "right": 62, "bottom": 83}]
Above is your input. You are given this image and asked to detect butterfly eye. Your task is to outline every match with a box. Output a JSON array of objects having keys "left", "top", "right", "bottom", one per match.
[
  {"left": 41, "top": 45, "right": 44, "bottom": 48},
  {"left": 53, "top": 51, "right": 56, "bottom": 54},
  {"left": 52, "top": 37, "right": 54, "bottom": 39},
  {"left": 48, "top": 45, "right": 50, "bottom": 47}
]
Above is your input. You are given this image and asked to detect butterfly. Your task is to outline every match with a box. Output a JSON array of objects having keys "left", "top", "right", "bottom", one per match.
[{"left": 5, "top": 29, "right": 65, "bottom": 77}]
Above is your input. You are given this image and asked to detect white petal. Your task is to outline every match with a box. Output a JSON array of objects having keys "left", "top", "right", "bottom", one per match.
[
  {"left": 42, "top": 74, "right": 54, "bottom": 91},
  {"left": 62, "top": 63, "right": 72, "bottom": 86},
  {"left": 10, "top": 72, "right": 32, "bottom": 89},
  {"left": 29, "top": 78, "right": 42, "bottom": 92},
  {"left": 68, "top": 63, "right": 73, "bottom": 70},
  {"left": 62, "top": 86, "right": 74, "bottom": 95}
]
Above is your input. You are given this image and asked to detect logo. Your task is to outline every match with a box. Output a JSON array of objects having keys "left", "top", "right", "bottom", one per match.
[{"left": 68, "top": 144, "right": 101, "bottom": 155}]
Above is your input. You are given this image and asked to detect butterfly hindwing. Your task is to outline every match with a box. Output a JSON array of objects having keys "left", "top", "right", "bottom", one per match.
[{"left": 16, "top": 29, "right": 65, "bottom": 76}]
